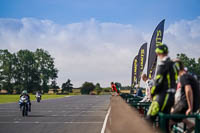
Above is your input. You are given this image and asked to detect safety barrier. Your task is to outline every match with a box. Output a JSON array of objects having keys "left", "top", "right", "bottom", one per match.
[
  {"left": 120, "top": 93, "right": 150, "bottom": 116},
  {"left": 120, "top": 93, "right": 143, "bottom": 103},
  {"left": 120, "top": 93, "right": 200, "bottom": 133},
  {"left": 129, "top": 102, "right": 151, "bottom": 116},
  {"left": 159, "top": 112, "right": 200, "bottom": 133}
]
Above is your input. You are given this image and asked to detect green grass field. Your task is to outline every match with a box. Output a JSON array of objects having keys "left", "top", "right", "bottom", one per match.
[{"left": 0, "top": 94, "right": 68, "bottom": 104}]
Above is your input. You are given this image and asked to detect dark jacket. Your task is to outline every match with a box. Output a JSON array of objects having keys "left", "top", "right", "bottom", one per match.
[{"left": 151, "top": 56, "right": 177, "bottom": 96}]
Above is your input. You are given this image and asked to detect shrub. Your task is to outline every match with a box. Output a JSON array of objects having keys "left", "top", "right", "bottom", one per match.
[{"left": 80, "top": 82, "right": 95, "bottom": 94}]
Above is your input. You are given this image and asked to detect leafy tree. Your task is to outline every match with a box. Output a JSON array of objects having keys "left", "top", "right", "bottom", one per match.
[
  {"left": 0, "top": 49, "right": 58, "bottom": 93},
  {"left": 51, "top": 81, "right": 59, "bottom": 93},
  {"left": 50, "top": 80, "right": 60, "bottom": 93},
  {"left": 34, "top": 49, "right": 58, "bottom": 93},
  {"left": 12, "top": 53, "right": 24, "bottom": 94},
  {"left": 80, "top": 82, "right": 95, "bottom": 94},
  {"left": 102, "top": 87, "right": 111, "bottom": 92},
  {"left": 15, "top": 50, "right": 40, "bottom": 93},
  {"left": 0, "top": 50, "right": 16, "bottom": 94},
  {"left": 177, "top": 53, "right": 200, "bottom": 78},
  {"left": 61, "top": 79, "right": 73, "bottom": 93},
  {"left": 95, "top": 83, "right": 102, "bottom": 95}
]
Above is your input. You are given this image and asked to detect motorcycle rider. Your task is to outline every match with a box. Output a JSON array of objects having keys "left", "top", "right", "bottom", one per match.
[
  {"left": 19, "top": 90, "right": 31, "bottom": 112},
  {"left": 35, "top": 91, "right": 42, "bottom": 99},
  {"left": 35, "top": 91, "right": 42, "bottom": 102},
  {"left": 146, "top": 44, "right": 178, "bottom": 131}
]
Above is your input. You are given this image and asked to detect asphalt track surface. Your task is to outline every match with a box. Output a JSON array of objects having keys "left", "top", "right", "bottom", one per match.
[{"left": 0, "top": 95, "right": 110, "bottom": 133}]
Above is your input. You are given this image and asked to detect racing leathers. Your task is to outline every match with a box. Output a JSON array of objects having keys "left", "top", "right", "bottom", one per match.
[
  {"left": 19, "top": 94, "right": 31, "bottom": 112},
  {"left": 147, "top": 56, "right": 178, "bottom": 121}
]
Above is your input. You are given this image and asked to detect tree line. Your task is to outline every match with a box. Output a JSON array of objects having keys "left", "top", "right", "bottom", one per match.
[
  {"left": 80, "top": 82, "right": 111, "bottom": 95},
  {"left": 2, "top": 48, "right": 197, "bottom": 95},
  {"left": 0, "top": 49, "right": 58, "bottom": 94},
  {"left": 0, "top": 49, "right": 109, "bottom": 95},
  {"left": 177, "top": 53, "right": 200, "bottom": 79}
]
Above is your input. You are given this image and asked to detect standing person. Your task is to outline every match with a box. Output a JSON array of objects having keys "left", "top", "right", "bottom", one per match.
[
  {"left": 140, "top": 74, "right": 153, "bottom": 102},
  {"left": 115, "top": 82, "right": 121, "bottom": 94},
  {"left": 146, "top": 44, "right": 177, "bottom": 131},
  {"left": 171, "top": 60, "right": 200, "bottom": 132},
  {"left": 111, "top": 82, "right": 118, "bottom": 96}
]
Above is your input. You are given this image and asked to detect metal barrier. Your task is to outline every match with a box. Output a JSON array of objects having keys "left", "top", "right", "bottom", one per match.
[
  {"left": 120, "top": 93, "right": 150, "bottom": 116},
  {"left": 129, "top": 102, "right": 151, "bottom": 115},
  {"left": 121, "top": 93, "right": 200, "bottom": 132},
  {"left": 127, "top": 97, "right": 143, "bottom": 103},
  {"left": 159, "top": 112, "right": 200, "bottom": 133},
  {"left": 120, "top": 93, "right": 135, "bottom": 101},
  {"left": 120, "top": 93, "right": 143, "bottom": 102}
]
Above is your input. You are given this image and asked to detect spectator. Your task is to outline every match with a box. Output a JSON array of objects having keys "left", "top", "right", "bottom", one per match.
[
  {"left": 171, "top": 60, "right": 200, "bottom": 132},
  {"left": 134, "top": 84, "right": 143, "bottom": 97},
  {"left": 115, "top": 82, "right": 121, "bottom": 94},
  {"left": 140, "top": 74, "right": 153, "bottom": 102},
  {"left": 111, "top": 82, "right": 119, "bottom": 96}
]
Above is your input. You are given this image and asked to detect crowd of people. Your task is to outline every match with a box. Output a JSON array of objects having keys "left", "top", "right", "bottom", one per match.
[{"left": 111, "top": 44, "right": 200, "bottom": 132}]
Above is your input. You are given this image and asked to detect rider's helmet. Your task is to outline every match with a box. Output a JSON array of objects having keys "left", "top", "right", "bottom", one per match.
[
  {"left": 155, "top": 44, "right": 168, "bottom": 54},
  {"left": 22, "top": 90, "right": 28, "bottom": 95}
]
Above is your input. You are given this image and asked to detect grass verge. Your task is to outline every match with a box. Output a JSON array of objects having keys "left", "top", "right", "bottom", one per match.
[{"left": 0, "top": 94, "right": 68, "bottom": 104}]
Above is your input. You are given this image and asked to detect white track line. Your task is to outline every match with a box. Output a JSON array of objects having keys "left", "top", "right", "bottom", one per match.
[
  {"left": 0, "top": 121, "right": 103, "bottom": 124},
  {"left": 101, "top": 106, "right": 111, "bottom": 133},
  {"left": 0, "top": 115, "right": 106, "bottom": 117},
  {"left": 0, "top": 107, "right": 108, "bottom": 110},
  {"left": 0, "top": 110, "right": 106, "bottom": 112}
]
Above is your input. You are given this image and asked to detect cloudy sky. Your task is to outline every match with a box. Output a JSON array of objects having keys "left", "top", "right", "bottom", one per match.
[{"left": 0, "top": 0, "right": 200, "bottom": 87}]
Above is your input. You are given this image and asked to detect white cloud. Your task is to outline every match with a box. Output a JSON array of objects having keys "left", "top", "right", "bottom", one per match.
[
  {"left": 0, "top": 17, "right": 200, "bottom": 87},
  {"left": 0, "top": 18, "right": 145, "bottom": 87},
  {"left": 164, "top": 16, "right": 200, "bottom": 59}
]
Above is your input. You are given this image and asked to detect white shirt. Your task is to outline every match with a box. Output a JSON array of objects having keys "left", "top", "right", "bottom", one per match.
[{"left": 140, "top": 79, "right": 153, "bottom": 102}]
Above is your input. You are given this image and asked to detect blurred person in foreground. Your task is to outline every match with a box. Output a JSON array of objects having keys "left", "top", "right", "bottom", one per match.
[{"left": 146, "top": 44, "right": 177, "bottom": 132}]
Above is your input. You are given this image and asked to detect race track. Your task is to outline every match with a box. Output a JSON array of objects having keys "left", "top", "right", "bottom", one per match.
[{"left": 0, "top": 95, "right": 110, "bottom": 133}]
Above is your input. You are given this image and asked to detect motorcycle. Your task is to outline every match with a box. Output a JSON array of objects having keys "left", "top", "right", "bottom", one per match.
[
  {"left": 36, "top": 95, "right": 41, "bottom": 103},
  {"left": 19, "top": 96, "right": 29, "bottom": 117}
]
